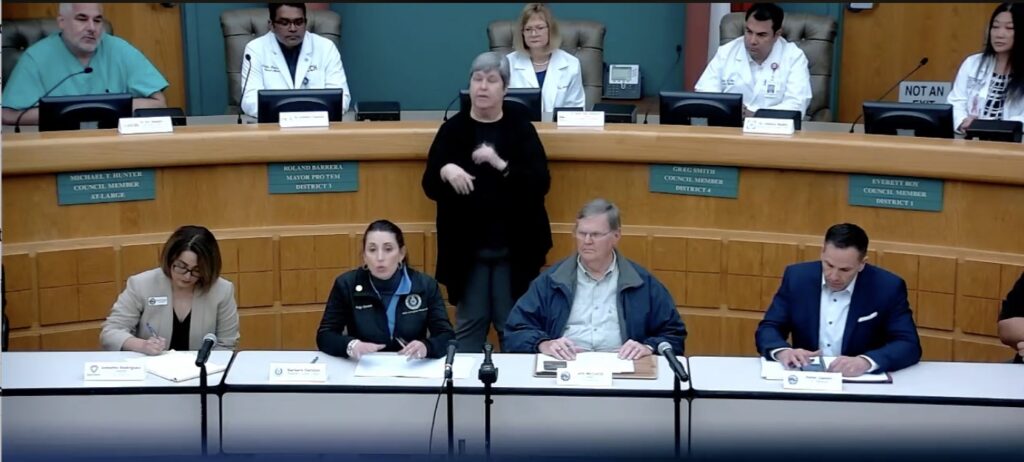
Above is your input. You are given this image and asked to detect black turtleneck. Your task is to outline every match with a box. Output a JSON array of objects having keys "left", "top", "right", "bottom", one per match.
[
  {"left": 278, "top": 39, "right": 301, "bottom": 83},
  {"left": 369, "top": 267, "right": 402, "bottom": 307}
]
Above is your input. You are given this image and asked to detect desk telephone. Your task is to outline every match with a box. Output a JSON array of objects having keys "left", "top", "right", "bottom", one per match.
[{"left": 603, "top": 64, "right": 642, "bottom": 100}]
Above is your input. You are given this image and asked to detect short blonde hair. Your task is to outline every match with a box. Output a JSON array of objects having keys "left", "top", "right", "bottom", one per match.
[{"left": 512, "top": 3, "right": 561, "bottom": 54}]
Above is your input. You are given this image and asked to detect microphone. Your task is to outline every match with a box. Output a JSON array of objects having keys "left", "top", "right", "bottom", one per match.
[
  {"left": 195, "top": 333, "right": 217, "bottom": 367},
  {"left": 657, "top": 342, "right": 689, "bottom": 382},
  {"left": 442, "top": 92, "right": 460, "bottom": 121},
  {"left": 478, "top": 342, "right": 498, "bottom": 384},
  {"left": 14, "top": 67, "right": 93, "bottom": 133},
  {"left": 237, "top": 53, "right": 252, "bottom": 124},
  {"left": 644, "top": 44, "right": 683, "bottom": 124},
  {"left": 849, "top": 57, "right": 929, "bottom": 133},
  {"left": 444, "top": 339, "right": 458, "bottom": 380}
]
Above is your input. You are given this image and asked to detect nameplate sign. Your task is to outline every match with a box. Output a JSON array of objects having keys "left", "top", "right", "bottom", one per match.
[
  {"left": 742, "top": 117, "right": 795, "bottom": 135},
  {"left": 848, "top": 174, "right": 943, "bottom": 212},
  {"left": 268, "top": 363, "right": 328, "bottom": 383},
  {"left": 118, "top": 116, "right": 174, "bottom": 135},
  {"left": 555, "top": 367, "right": 613, "bottom": 388},
  {"left": 57, "top": 169, "right": 156, "bottom": 206},
  {"left": 782, "top": 371, "right": 843, "bottom": 392},
  {"left": 899, "top": 81, "right": 951, "bottom": 104},
  {"left": 84, "top": 362, "right": 146, "bottom": 381},
  {"left": 268, "top": 161, "right": 358, "bottom": 194},
  {"left": 279, "top": 111, "right": 330, "bottom": 128},
  {"left": 557, "top": 111, "right": 605, "bottom": 128},
  {"left": 650, "top": 164, "right": 739, "bottom": 199}
]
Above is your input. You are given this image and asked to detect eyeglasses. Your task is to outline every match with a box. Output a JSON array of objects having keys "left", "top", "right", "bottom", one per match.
[
  {"left": 273, "top": 18, "right": 306, "bottom": 28},
  {"left": 575, "top": 230, "right": 613, "bottom": 241},
  {"left": 523, "top": 24, "right": 548, "bottom": 35},
  {"left": 171, "top": 261, "right": 202, "bottom": 279}
]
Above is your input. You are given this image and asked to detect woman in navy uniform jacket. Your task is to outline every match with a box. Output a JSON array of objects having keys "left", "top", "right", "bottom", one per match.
[{"left": 317, "top": 220, "right": 455, "bottom": 359}]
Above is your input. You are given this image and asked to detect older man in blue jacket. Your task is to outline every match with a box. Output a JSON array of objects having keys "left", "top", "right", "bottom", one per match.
[{"left": 504, "top": 199, "right": 686, "bottom": 359}]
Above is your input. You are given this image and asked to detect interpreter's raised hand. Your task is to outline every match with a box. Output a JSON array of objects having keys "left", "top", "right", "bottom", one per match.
[{"left": 440, "top": 163, "right": 476, "bottom": 195}]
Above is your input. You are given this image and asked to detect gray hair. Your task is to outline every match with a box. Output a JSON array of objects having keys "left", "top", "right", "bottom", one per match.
[
  {"left": 469, "top": 52, "right": 510, "bottom": 89},
  {"left": 576, "top": 198, "right": 621, "bottom": 231},
  {"left": 58, "top": 3, "right": 74, "bottom": 16}
]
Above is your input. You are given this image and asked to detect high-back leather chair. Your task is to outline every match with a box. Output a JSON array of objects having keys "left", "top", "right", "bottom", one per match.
[
  {"left": 719, "top": 12, "right": 836, "bottom": 121},
  {"left": 220, "top": 8, "right": 342, "bottom": 114},
  {"left": 2, "top": 19, "right": 113, "bottom": 88},
  {"left": 487, "top": 20, "right": 605, "bottom": 110}
]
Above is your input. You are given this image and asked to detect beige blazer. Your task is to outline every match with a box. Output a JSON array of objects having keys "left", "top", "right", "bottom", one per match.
[{"left": 100, "top": 268, "right": 240, "bottom": 351}]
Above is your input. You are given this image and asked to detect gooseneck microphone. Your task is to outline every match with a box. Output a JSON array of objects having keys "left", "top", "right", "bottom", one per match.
[
  {"left": 14, "top": 67, "right": 93, "bottom": 133},
  {"left": 657, "top": 342, "right": 689, "bottom": 382},
  {"left": 849, "top": 57, "right": 929, "bottom": 133},
  {"left": 444, "top": 339, "right": 458, "bottom": 380},
  {"left": 195, "top": 333, "right": 218, "bottom": 367},
  {"left": 238, "top": 53, "right": 253, "bottom": 124},
  {"left": 442, "top": 93, "right": 460, "bottom": 121},
  {"left": 644, "top": 44, "right": 684, "bottom": 125}
]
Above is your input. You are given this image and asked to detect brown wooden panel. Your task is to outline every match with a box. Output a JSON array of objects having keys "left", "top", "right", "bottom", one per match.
[
  {"left": 237, "top": 238, "right": 274, "bottom": 272},
  {"left": 685, "top": 272, "right": 720, "bottom": 308},
  {"left": 281, "top": 270, "right": 317, "bottom": 305},
  {"left": 219, "top": 239, "right": 240, "bottom": 274},
  {"left": 918, "top": 256, "right": 957, "bottom": 294},
  {"left": 39, "top": 286, "right": 78, "bottom": 325},
  {"left": 761, "top": 243, "right": 797, "bottom": 278},
  {"left": 681, "top": 313, "right": 721, "bottom": 356},
  {"left": 917, "top": 291, "right": 955, "bottom": 331},
  {"left": 619, "top": 235, "right": 648, "bottom": 267},
  {"left": 547, "top": 232, "right": 575, "bottom": 266},
  {"left": 4, "top": 253, "right": 33, "bottom": 291},
  {"left": 121, "top": 244, "right": 160, "bottom": 284},
  {"left": 761, "top": 276, "right": 781, "bottom": 310},
  {"left": 404, "top": 232, "right": 426, "bottom": 268},
  {"left": 654, "top": 271, "right": 686, "bottom": 308},
  {"left": 238, "top": 272, "right": 275, "bottom": 308},
  {"left": 919, "top": 335, "right": 953, "bottom": 362},
  {"left": 76, "top": 247, "right": 115, "bottom": 285},
  {"left": 281, "top": 309, "right": 322, "bottom": 350},
  {"left": 280, "top": 236, "right": 316, "bottom": 270},
  {"left": 721, "top": 316, "right": 759, "bottom": 356},
  {"left": 726, "top": 275, "right": 762, "bottom": 312},
  {"left": 802, "top": 245, "right": 821, "bottom": 263},
  {"left": 315, "top": 235, "right": 352, "bottom": 269},
  {"left": 957, "top": 260, "right": 1003, "bottom": 299},
  {"left": 954, "top": 339, "right": 1015, "bottom": 362},
  {"left": 1001, "top": 265, "right": 1023, "bottom": 299},
  {"left": 238, "top": 312, "right": 279, "bottom": 350},
  {"left": 78, "top": 282, "right": 117, "bottom": 322},
  {"left": 686, "top": 238, "right": 722, "bottom": 273},
  {"left": 9, "top": 333, "right": 41, "bottom": 351},
  {"left": 6, "top": 290, "right": 36, "bottom": 328},
  {"left": 316, "top": 268, "right": 343, "bottom": 304},
  {"left": 41, "top": 327, "right": 101, "bottom": 350},
  {"left": 726, "top": 241, "right": 762, "bottom": 276},
  {"left": 652, "top": 236, "right": 687, "bottom": 271},
  {"left": 956, "top": 296, "right": 1001, "bottom": 336},
  {"left": 837, "top": 3, "right": 1000, "bottom": 122},
  {"left": 907, "top": 290, "right": 918, "bottom": 325},
  {"left": 37, "top": 251, "right": 77, "bottom": 288},
  {"left": 878, "top": 252, "right": 919, "bottom": 291}
]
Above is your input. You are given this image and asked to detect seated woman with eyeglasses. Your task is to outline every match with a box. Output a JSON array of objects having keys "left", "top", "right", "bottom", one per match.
[
  {"left": 101, "top": 225, "right": 239, "bottom": 354},
  {"left": 505, "top": 3, "right": 586, "bottom": 114}
]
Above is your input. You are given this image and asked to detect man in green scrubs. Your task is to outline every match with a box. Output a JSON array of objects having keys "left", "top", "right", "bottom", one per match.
[{"left": 2, "top": 3, "right": 169, "bottom": 126}]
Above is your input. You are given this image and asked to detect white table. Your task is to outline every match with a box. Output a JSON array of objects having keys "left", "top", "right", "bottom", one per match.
[
  {"left": 687, "top": 356, "right": 1024, "bottom": 457},
  {"left": 221, "top": 350, "right": 689, "bottom": 457},
  {"left": 1, "top": 350, "right": 230, "bottom": 457}
]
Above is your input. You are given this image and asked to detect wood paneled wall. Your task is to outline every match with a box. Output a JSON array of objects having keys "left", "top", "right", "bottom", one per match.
[
  {"left": 2, "top": 2, "right": 187, "bottom": 110},
  {"left": 838, "top": 3, "right": 999, "bottom": 123}
]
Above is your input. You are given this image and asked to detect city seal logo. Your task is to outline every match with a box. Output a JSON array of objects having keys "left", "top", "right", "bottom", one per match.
[
  {"left": 559, "top": 371, "right": 572, "bottom": 382},
  {"left": 405, "top": 294, "right": 422, "bottom": 310},
  {"left": 274, "top": 368, "right": 284, "bottom": 376},
  {"left": 148, "top": 297, "right": 156, "bottom": 305},
  {"left": 787, "top": 374, "right": 799, "bottom": 385},
  {"left": 90, "top": 365, "right": 99, "bottom": 373}
]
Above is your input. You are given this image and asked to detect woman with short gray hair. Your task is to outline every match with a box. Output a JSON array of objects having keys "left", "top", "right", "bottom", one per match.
[{"left": 422, "top": 52, "right": 553, "bottom": 353}]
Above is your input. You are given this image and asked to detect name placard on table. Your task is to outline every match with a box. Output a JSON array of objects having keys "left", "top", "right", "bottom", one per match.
[
  {"left": 56, "top": 168, "right": 156, "bottom": 205},
  {"left": 649, "top": 164, "right": 739, "bottom": 199},
  {"left": 848, "top": 174, "right": 943, "bottom": 212},
  {"left": 267, "top": 161, "right": 359, "bottom": 194}
]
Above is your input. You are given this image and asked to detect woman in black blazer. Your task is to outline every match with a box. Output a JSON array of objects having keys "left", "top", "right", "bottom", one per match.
[{"left": 317, "top": 220, "right": 455, "bottom": 359}]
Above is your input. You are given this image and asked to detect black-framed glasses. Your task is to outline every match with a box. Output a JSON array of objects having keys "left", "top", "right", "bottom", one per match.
[
  {"left": 171, "top": 261, "right": 202, "bottom": 279},
  {"left": 273, "top": 18, "right": 306, "bottom": 28}
]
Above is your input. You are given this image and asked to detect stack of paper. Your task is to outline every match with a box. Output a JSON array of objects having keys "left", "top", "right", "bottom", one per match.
[
  {"left": 354, "top": 353, "right": 477, "bottom": 379},
  {"left": 128, "top": 351, "right": 226, "bottom": 382},
  {"left": 534, "top": 352, "right": 635, "bottom": 374},
  {"left": 759, "top": 356, "right": 891, "bottom": 383}
]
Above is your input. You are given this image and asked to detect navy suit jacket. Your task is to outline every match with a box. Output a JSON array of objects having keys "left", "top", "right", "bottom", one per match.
[{"left": 755, "top": 261, "right": 922, "bottom": 372}]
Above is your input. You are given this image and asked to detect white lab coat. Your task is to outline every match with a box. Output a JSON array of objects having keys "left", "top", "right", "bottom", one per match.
[
  {"left": 695, "top": 36, "right": 812, "bottom": 118},
  {"left": 240, "top": 31, "right": 351, "bottom": 117},
  {"left": 506, "top": 48, "right": 586, "bottom": 116},
  {"left": 947, "top": 52, "right": 1024, "bottom": 132}
]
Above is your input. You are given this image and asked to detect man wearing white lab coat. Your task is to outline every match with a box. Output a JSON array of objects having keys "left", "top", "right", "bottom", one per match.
[
  {"left": 240, "top": 3, "right": 351, "bottom": 118},
  {"left": 695, "top": 3, "right": 811, "bottom": 119}
]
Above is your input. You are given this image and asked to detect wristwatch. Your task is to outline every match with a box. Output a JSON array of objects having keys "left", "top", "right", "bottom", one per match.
[{"left": 346, "top": 339, "right": 359, "bottom": 357}]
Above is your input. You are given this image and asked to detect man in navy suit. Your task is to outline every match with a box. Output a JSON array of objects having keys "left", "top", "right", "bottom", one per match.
[{"left": 755, "top": 223, "right": 922, "bottom": 376}]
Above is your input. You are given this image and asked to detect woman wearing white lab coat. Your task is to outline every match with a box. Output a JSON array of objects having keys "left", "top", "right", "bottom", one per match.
[
  {"left": 947, "top": 3, "right": 1024, "bottom": 134},
  {"left": 240, "top": 30, "right": 351, "bottom": 118},
  {"left": 505, "top": 3, "right": 585, "bottom": 117}
]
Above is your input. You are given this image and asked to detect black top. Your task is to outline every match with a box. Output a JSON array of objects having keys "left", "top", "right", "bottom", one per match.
[
  {"left": 316, "top": 266, "right": 455, "bottom": 359},
  {"left": 1000, "top": 272, "right": 1024, "bottom": 364},
  {"left": 421, "top": 105, "right": 553, "bottom": 305},
  {"left": 170, "top": 311, "right": 191, "bottom": 351},
  {"left": 278, "top": 39, "right": 301, "bottom": 83}
]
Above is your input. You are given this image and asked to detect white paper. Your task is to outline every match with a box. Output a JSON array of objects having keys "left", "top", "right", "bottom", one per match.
[
  {"left": 268, "top": 362, "right": 328, "bottom": 383},
  {"left": 117, "top": 116, "right": 174, "bottom": 135},
  {"left": 83, "top": 361, "right": 146, "bottom": 381},
  {"left": 781, "top": 370, "right": 843, "bottom": 391},
  {"left": 354, "top": 353, "right": 476, "bottom": 379},
  {"left": 557, "top": 111, "right": 605, "bottom": 128},
  {"left": 535, "top": 352, "right": 635, "bottom": 374},
  {"left": 555, "top": 367, "right": 613, "bottom": 388},
  {"left": 279, "top": 111, "right": 330, "bottom": 128},
  {"left": 760, "top": 356, "right": 890, "bottom": 383},
  {"left": 128, "top": 351, "right": 226, "bottom": 382},
  {"left": 742, "top": 117, "right": 795, "bottom": 135}
]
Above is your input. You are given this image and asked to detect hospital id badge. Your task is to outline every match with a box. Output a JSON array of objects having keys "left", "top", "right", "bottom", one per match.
[{"left": 765, "top": 80, "right": 779, "bottom": 97}]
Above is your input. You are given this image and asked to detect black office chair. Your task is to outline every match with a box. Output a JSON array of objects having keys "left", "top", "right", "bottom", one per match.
[{"left": 133, "top": 107, "right": 187, "bottom": 126}]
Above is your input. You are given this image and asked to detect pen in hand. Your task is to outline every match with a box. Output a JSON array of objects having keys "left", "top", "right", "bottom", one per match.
[{"left": 311, "top": 356, "right": 319, "bottom": 364}]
